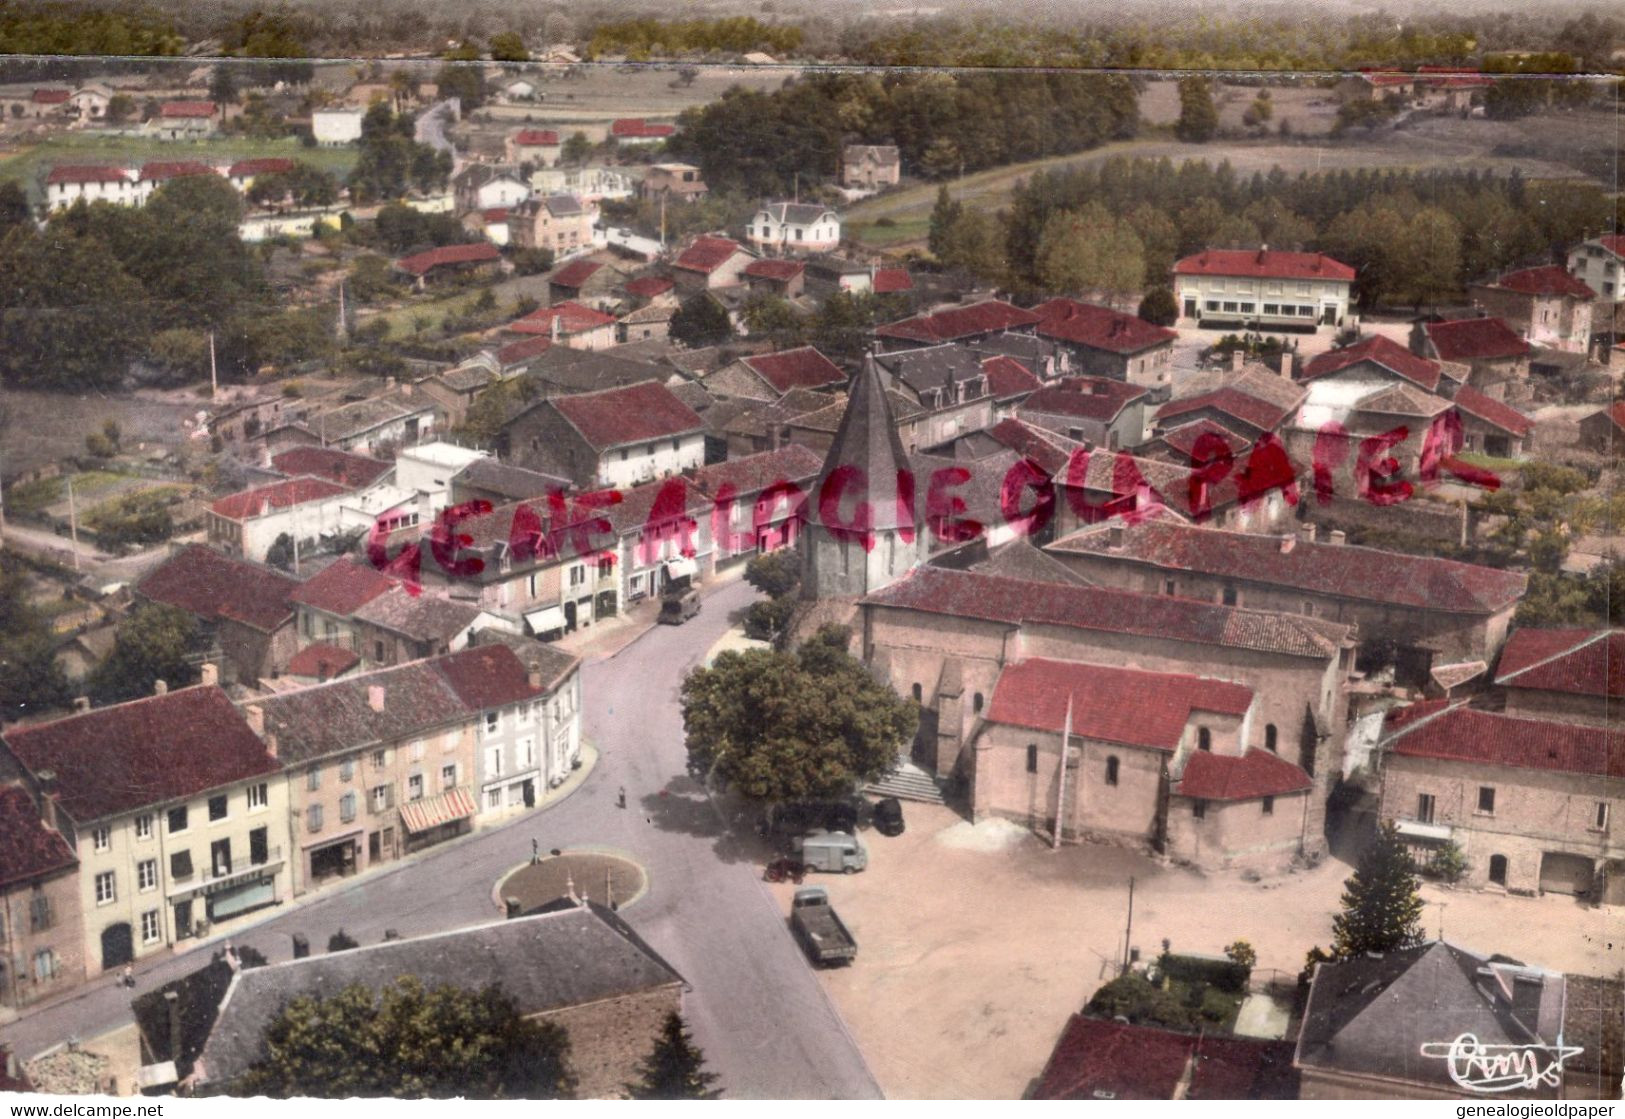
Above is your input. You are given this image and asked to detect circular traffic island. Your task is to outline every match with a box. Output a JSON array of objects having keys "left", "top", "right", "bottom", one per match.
[{"left": 500, "top": 850, "right": 648, "bottom": 913}]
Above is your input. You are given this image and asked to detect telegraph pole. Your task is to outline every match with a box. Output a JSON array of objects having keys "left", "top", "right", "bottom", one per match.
[
  {"left": 208, "top": 331, "right": 218, "bottom": 398},
  {"left": 1122, "top": 876, "right": 1135, "bottom": 976},
  {"left": 66, "top": 474, "right": 80, "bottom": 573}
]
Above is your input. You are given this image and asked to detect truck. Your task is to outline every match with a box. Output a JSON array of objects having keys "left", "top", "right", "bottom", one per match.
[
  {"left": 790, "top": 829, "right": 868, "bottom": 874},
  {"left": 790, "top": 887, "right": 856, "bottom": 967}
]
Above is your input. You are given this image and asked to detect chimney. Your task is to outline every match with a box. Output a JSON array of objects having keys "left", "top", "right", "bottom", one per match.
[
  {"left": 550, "top": 311, "right": 561, "bottom": 343},
  {"left": 401, "top": 381, "right": 413, "bottom": 398},
  {"left": 244, "top": 704, "right": 265, "bottom": 736},
  {"left": 368, "top": 685, "right": 386, "bottom": 712},
  {"left": 1282, "top": 352, "right": 1297, "bottom": 380},
  {"left": 1329, "top": 529, "right": 1347, "bottom": 546},
  {"left": 153, "top": 679, "right": 168, "bottom": 696},
  {"left": 73, "top": 696, "right": 91, "bottom": 713},
  {"left": 1230, "top": 350, "right": 1245, "bottom": 372},
  {"left": 165, "top": 991, "right": 182, "bottom": 1065},
  {"left": 529, "top": 661, "right": 542, "bottom": 689},
  {"left": 264, "top": 732, "right": 278, "bottom": 759},
  {"left": 1299, "top": 523, "right": 1317, "bottom": 544},
  {"left": 200, "top": 663, "right": 218, "bottom": 687},
  {"left": 36, "top": 774, "right": 58, "bottom": 831}
]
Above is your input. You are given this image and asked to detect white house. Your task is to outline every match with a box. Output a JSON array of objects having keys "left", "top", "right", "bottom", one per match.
[
  {"left": 1567, "top": 234, "right": 1625, "bottom": 306},
  {"left": 312, "top": 108, "right": 365, "bottom": 146},
  {"left": 532, "top": 165, "right": 635, "bottom": 203},
  {"left": 205, "top": 477, "right": 358, "bottom": 563},
  {"left": 505, "top": 128, "right": 561, "bottom": 167},
  {"left": 68, "top": 84, "right": 113, "bottom": 122},
  {"left": 745, "top": 202, "right": 841, "bottom": 255},
  {"left": 393, "top": 442, "right": 489, "bottom": 515},
  {"left": 44, "top": 164, "right": 137, "bottom": 210},
  {"left": 1172, "top": 247, "right": 1355, "bottom": 330}
]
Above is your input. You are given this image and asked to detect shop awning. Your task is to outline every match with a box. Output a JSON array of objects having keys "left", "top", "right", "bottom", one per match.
[
  {"left": 664, "top": 555, "right": 698, "bottom": 579},
  {"left": 525, "top": 605, "right": 567, "bottom": 634},
  {"left": 399, "top": 787, "right": 478, "bottom": 834},
  {"left": 1394, "top": 819, "right": 1453, "bottom": 843}
]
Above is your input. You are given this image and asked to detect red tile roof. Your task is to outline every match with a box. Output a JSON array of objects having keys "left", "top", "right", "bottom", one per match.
[
  {"left": 3, "top": 688, "right": 280, "bottom": 823},
  {"left": 743, "top": 258, "right": 806, "bottom": 282},
  {"left": 550, "top": 258, "right": 603, "bottom": 289},
  {"left": 210, "top": 476, "right": 351, "bottom": 521},
  {"left": 1597, "top": 235, "right": 1625, "bottom": 257},
  {"left": 1050, "top": 517, "right": 1527, "bottom": 614},
  {"left": 31, "top": 89, "right": 69, "bottom": 104},
  {"left": 1424, "top": 317, "right": 1530, "bottom": 362},
  {"left": 1156, "top": 418, "right": 1251, "bottom": 462},
  {"left": 512, "top": 129, "right": 560, "bottom": 146},
  {"left": 284, "top": 642, "right": 359, "bottom": 680},
  {"left": 1173, "top": 248, "right": 1355, "bottom": 282},
  {"left": 988, "top": 658, "right": 1252, "bottom": 751},
  {"left": 1301, "top": 334, "right": 1443, "bottom": 393},
  {"left": 1033, "top": 298, "right": 1177, "bottom": 355},
  {"left": 508, "top": 300, "right": 618, "bottom": 335},
  {"left": 1452, "top": 386, "right": 1533, "bottom": 437},
  {"left": 874, "top": 299, "right": 1041, "bottom": 344},
  {"left": 271, "top": 447, "right": 392, "bottom": 488},
  {"left": 980, "top": 355, "right": 1042, "bottom": 400},
  {"left": 139, "top": 160, "right": 216, "bottom": 183},
  {"left": 160, "top": 100, "right": 217, "bottom": 118},
  {"left": 624, "top": 275, "right": 675, "bottom": 298},
  {"left": 872, "top": 267, "right": 913, "bottom": 294},
  {"left": 550, "top": 379, "right": 704, "bottom": 449},
  {"left": 227, "top": 157, "right": 294, "bottom": 178},
  {"left": 289, "top": 556, "right": 398, "bottom": 616},
  {"left": 741, "top": 347, "right": 846, "bottom": 394},
  {"left": 1177, "top": 747, "right": 1312, "bottom": 801},
  {"left": 673, "top": 236, "right": 746, "bottom": 274},
  {"left": 610, "top": 118, "right": 676, "bottom": 139},
  {"left": 1022, "top": 377, "right": 1148, "bottom": 422},
  {"left": 431, "top": 643, "right": 550, "bottom": 710},
  {"left": 495, "top": 335, "right": 553, "bottom": 365},
  {"left": 46, "top": 163, "right": 129, "bottom": 185},
  {"left": 136, "top": 544, "right": 298, "bottom": 631},
  {"left": 1384, "top": 703, "right": 1625, "bottom": 779},
  {"left": 0, "top": 784, "right": 76, "bottom": 889},
  {"left": 1157, "top": 386, "right": 1293, "bottom": 433},
  {"left": 691, "top": 444, "right": 823, "bottom": 501},
  {"left": 864, "top": 567, "right": 1349, "bottom": 659},
  {"left": 1488, "top": 265, "right": 1595, "bottom": 300},
  {"left": 1494, "top": 629, "right": 1625, "bottom": 699},
  {"left": 1033, "top": 1016, "right": 1196, "bottom": 1100},
  {"left": 481, "top": 207, "right": 510, "bottom": 223},
  {"left": 985, "top": 417, "right": 1083, "bottom": 476},
  {"left": 396, "top": 241, "right": 502, "bottom": 277}
]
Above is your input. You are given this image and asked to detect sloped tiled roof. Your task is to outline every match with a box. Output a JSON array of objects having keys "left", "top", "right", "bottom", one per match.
[
  {"left": 1494, "top": 628, "right": 1625, "bottom": 698},
  {"left": 495, "top": 335, "right": 553, "bottom": 366},
  {"left": 351, "top": 587, "right": 482, "bottom": 643},
  {"left": 1176, "top": 747, "right": 1312, "bottom": 801},
  {"left": 289, "top": 556, "right": 397, "bottom": 617},
  {"left": 874, "top": 299, "right": 1040, "bottom": 344},
  {"left": 549, "top": 379, "right": 704, "bottom": 449},
  {"left": 741, "top": 347, "right": 846, "bottom": 394},
  {"left": 549, "top": 258, "right": 603, "bottom": 288},
  {"left": 210, "top": 476, "right": 350, "bottom": 521},
  {"left": 1488, "top": 265, "right": 1595, "bottom": 300},
  {"left": 395, "top": 241, "right": 501, "bottom": 277},
  {"left": 512, "top": 128, "right": 560, "bottom": 146},
  {"left": 159, "top": 100, "right": 217, "bottom": 118},
  {"left": 284, "top": 642, "right": 360, "bottom": 680},
  {"left": 1453, "top": 386, "right": 1533, "bottom": 437},
  {"left": 226, "top": 157, "right": 294, "bottom": 178},
  {"left": 139, "top": 160, "right": 215, "bottom": 183},
  {"left": 1033, "top": 1016, "right": 1196, "bottom": 1100},
  {"left": 983, "top": 417, "right": 1086, "bottom": 477},
  {"left": 1173, "top": 248, "right": 1355, "bottom": 282},
  {"left": 1155, "top": 419, "right": 1251, "bottom": 463},
  {"left": 46, "top": 163, "right": 130, "bottom": 185},
  {"left": 1424, "top": 317, "right": 1531, "bottom": 362},
  {"left": 431, "top": 643, "right": 550, "bottom": 710},
  {"left": 507, "top": 301, "right": 617, "bottom": 336},
  {"left": 4, "top": 688, "right": 279, "bottom": 823},
  {"left": 988, "top": 658, "right": 1252, "bottom": 751},
  {"left": 1355, "top": 382, "right": 1451, "bottom": 418},
  {"left": 610, "top": 118, "right": 676, "bottom": 138},
  {"left": 691, "top": 444, "right": 823, "bottom": 500},
  {"left": 0, "top": 784, "right": 76, "bottom": 889},
  {"left": 1157, "top": 378, "right": 1302, "bottom": 434},
  {"left": 980, "top": 355, "right": 1042, "bottom": 400},
  {"left": 623, "top": 275, "right": 675, "bottom": 299},
  {"left": 270, "top": 447, "right": 392, "bottom": 489},
  {"left": 864, "top": 567, "right": 1349, "bottom": 659},
  {"left": 673, "top": 236, "right": 747, "bottom": 274},
  {"left": 1022, "top": 377, "right": 1148, "bottom": 423},
  {"left": 872, "top": 267, "right": 913, "bottom": 293},
  {"left": 1301, "top": 334, "right": 1443, "bottom": 392},
  {"left": 1051, "top": 517, "right": 1527, "bottom": 614},
  {"left": 136, "top": 544, "right": 298, "bottom": 632},
  {"left": 1383, "top": 702, "right": 1625, "bottom": 778},
  {"left": 743, "top": 258, "right": 806, "bottom": 283},
  {"left": 1033, "top": 298, "right": 1177, "bottom": 355}
]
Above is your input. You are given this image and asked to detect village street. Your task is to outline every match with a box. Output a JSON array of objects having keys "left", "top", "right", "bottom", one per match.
[{"left": 0, "top": 576, "right": 882, "bottom": 1100}]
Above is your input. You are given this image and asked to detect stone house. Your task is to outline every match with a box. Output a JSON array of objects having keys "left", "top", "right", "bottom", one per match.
[
  {"left": 1414, "top": 316, "right": 1532, "bottom": 398},
  {"left": 670, "top": 236, "right": 756, "bottom": 292},
  {"left": 640, "top": 163, "right": 708, "bottom": 203},
  {"left": 206, "top": 477, "right": 357, "bottom": 563},
  {"left": 43, "top": 164, "right": 138, "bottom": 211},
  {"left": 1578, "top": 403, "right": 1625, "bottom": 456},
  {"left": 0, "top": 784, "right": 84, "bottom": 1010},
  {"left": 873, "top": 344, "right": 997, "bottom": 450},
  {"left": 1047, "top": 517, "right": 1527, "bottom": 680},
  {"left": 1451, "top": 385, "right": 1533, "bottom": 458},
  {"left": 692, "top": 444, "right": 823, "bottom": 564},
  {"left": 453, "top": 164, "right": 531, "bottom": 215},
  {"left": 501, "top": 380, "right": 705, "bottom": 489},
  {"left": 510, "top": 194, "right": 594, "bottom": 259},
  {"left": 1031, "top": 299, "right": 1177, "bottom": 391},
  {"left": 505, "top": 128, "right": 561, "bottom": 167},
  {"left": 602, "top": 478, "right": 714, "bottom": 605},
  {"left": 742, "top": 258, "right": 807, "bottom": 300},
  {"left": 874, "top": 300, "right": 1041, "bottom": 351},
  {"left": 0, "top": 685, "right": 291, "bottom": 976},
  {"left": 548, "top": 258, "right": 629, "bottom": 310},
  {"left": 609, "top": 118, "right": 675, "bottom": 145},
  {"left": 971, "top": 657, "right": 1316, "bottom": 872},
  {"left": 1494, "top": 628, "right": 1623, "bottom": 726},
  {"left": 135, "top": 545, "right": 300, "bottom": 685},
  {"left": 1172, "top": 248, "right": 1354, "bottom": 330},
  {"left": 394, "top": 242, "right": 502, "bottom": 291},
  {"left": 978, "top": 355, "right": 1044, "bottom": 416},
  {"left": 1153, "top": 361, "right": 1306, "bottom": 445},
  {"left": 842, "top": 144, "right": 901, "bottom": 190},
  {"left": 148, "top": 101, "right": 219, "bottom": 141},
  {"left": 706, "top": 346, "right": 846, "bottom": 403},
  {"left": 1018, "top": 377, "right": 1150, "bottom": 450},
  {"left": 1567, "top": 233, "right": 1625, "bottom": 307},
  {"left": 1378, "top": 700, "right": 1624, "bottom": 901},
  {"left": 505, "top": 301, "right": 619, "bottom": 351},
  {"left": 1469, "top": 266, "right": 1596, "bottom": 353}
]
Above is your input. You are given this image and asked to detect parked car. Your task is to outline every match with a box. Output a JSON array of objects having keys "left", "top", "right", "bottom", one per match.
[
  {"left": 872, "top": 796, "right": 905, "bottom": 837},
  {"left": 657, "top": 587, "right": 701, "bottom": 625},
  {"left": 759, "top": 799, "right": 861, "bottom": 841}
]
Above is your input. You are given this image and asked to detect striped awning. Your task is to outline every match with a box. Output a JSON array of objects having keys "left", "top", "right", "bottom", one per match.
[{"left": 399, "top": 787, "right": 478, "bottom": 834}]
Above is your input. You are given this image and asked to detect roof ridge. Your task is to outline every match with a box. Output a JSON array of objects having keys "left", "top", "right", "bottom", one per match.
[{"left": 1495, "top": 629, "right": 1611, "bottom": 684}]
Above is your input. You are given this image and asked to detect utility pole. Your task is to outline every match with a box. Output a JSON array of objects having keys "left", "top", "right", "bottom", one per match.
[
  {"left": 1122, "top": 875, "right": 1135, "bottom": 976},
  {"left": 66, "top": 474, "right": 80, "bottom": 573},
  {"left": 208, "top": 331, "right": 218, "bottom": 398},
  {"left": 659, "top": 193, "right": 666, "bottom": 249}
]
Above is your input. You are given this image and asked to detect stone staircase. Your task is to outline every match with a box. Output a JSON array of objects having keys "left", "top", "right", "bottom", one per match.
[{"left": 863, "top": 761, "right": 946, "bottom": 804}]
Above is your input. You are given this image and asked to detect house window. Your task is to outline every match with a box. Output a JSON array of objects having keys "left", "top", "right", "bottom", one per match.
[
  {"left": 306, "top": 804, "right": 323, "bottom": 832},
  {"left": 1477, "top": 787, "right": 1496, "bottom": 815},
  {"left": 671, "top": 438, "right": 680, "bottom": 452},
  {"left": 1164, "top": 579, "right": 1176, "bottom": 595},
  {"left": 442, "top": 764, "right": 457, "bottom": 791},
  {"left": 208, "top": 794, "right": 228, "bottom": 822},
  {"left": 140, "top": 910, "right": 161, "bottom": 945},
  {"left": 134, "top": 814, "right": 153, "bottom": 840},
  {"left": 1265, "top": 724, "right": 1278, "bottom": 753},
  {"left": 485, "top": 711, "right": 500, "bottom": 735},
  {"left": 137, "top": 859, "right": 157, "bottom": 892},
  {"left": 1105, "top": 756, "right": 1120, "bottom": 786},
  {"left": 1262, "top": 796, "right": 1275, "bottom": 816},
  {"left": 375, "top": 640, "right": 386, "bottom": 663},
  {"left": 29, "top": 894, "right": 52, "bottom": 932},
  {"left": 340, "top": 793, "right": 357, "bottom": 823},
  {"left": 1221, "top": 585, "right": 1238, "bottom": 606},
  {"left": 92, "top": 825, "right": 110, "bottom": 852},
  {"left": 371, "top": 785, "right": 393, "bottom": 813},
  {"left": 1595, "top": 802, "right": 1610, "bottom": 831},
  {"left": 972, "top": 692, "right": 984, "bottom": 714},
  {"left": 247, "top": 783, "right": 268, "bottom": 810},
  {"left": 487, "top": 788, "right": 502, "bottom": 811},
  {"left": 373, "top": 749, "right": 388, "bottom": 768},
  {"left": 1417, "top": 793, "right": 1436, "bottom": 824},
  {"left": 95, "top": 871, "right": 116, "bottom": 905},
  {"left": 1192, "top": 800, "right": 1207, "bottom": 819},
  {"left": 1026, "top": 744, "right": 1039, "bottom": 774},
  {"left": 487, "top": 746, "right": 504, "bottom": 778},
  {"left": 168, "top": 806, "right": 188, "bottom": 834},
  {"left": 413, "top": 741, "right": 425, "bottom": 761},
  {"left": 307, "top": 768, "right": 321, "bottom": 792},
  {"left": 33, "top": 949, "right": 57, "bottom": 981},
  {"left": 1302, "top": 601, "right": 1315, "bottom": 617},
  {"left": 519, "top": 738, "right": 535, "bottom": 768},
  {"left": 340, "top": 759, "right": 355, "bottom": 782},
  {"left": 1198, "top": 728, "right": 1212, "bottom": 752},
  {"left": 408, "top": 774, "right": 424, "bottom": 801}
]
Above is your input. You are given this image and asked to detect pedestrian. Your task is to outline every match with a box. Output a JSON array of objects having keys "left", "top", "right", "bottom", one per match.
[
  {"left": 531, "top": 838, "right": 539, "bottom": 865},
  {"left": 122, "top": 964, "right": 134, "bottom": 989},
  {"left": 617, "top": 786, "right": 627, "bottom": 809}
]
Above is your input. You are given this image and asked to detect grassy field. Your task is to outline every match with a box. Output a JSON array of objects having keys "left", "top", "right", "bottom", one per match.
[{"left": 0, "top": 134, "right": 359, "bottom": 196}]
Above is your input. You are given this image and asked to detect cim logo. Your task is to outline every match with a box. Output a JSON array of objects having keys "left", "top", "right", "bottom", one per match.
[{"left": 1418, "top": 1034, "right": 1583, "bottom": 1094}]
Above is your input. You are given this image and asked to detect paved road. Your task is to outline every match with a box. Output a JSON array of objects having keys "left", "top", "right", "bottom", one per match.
[
  {"left": 2, "top": 527, "right": 170, "bottom": 586},
  {"left": 0, "top": 577, "right": 880, "bottom": 1099}
]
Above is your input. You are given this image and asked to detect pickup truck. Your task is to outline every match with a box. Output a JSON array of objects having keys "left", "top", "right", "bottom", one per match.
[{"left": 790, "top": 886, "right": 857, "bottom": 968}]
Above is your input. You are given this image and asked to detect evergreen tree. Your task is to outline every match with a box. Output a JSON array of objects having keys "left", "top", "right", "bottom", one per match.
[
  {"left": 927, "top": 184, "right": 962, "bottom": 259},
  {"left": 1175, "top": 77, "right": 1219, "bottom": 143},
  {"left": 624, "top": 1013, "right": 721, "bottom": 1100},
  {"left": 1137, "top": 287, "right": 1179, "bottom": 327},
  {"left": 670, "top": 292, "right": 734, "bottom": 347},
  {"left": 1331, "top": 821, "right": 1425, "bottom": 957}
]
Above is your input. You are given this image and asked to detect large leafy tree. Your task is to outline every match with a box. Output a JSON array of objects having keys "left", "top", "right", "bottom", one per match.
[
  {"left": 681, "top": 625, "right": 915, "bottom": 801},
  {"left": 1331, "top": 821, "right": 1425, "bottom": 957},
  {"left": 670, "top": 292, "right": 733, "bottom": 348},
  {"left": 624, "top": 1013, "right": 721, "bottom": 1100},
  {"left": 223, "top": 977, "right": 576, "bottom": 1099},
  {"left": 1036, "top": 203, "right": 1146, "bottom": 303},
  {"left": 0, "top": 567, "right": 71, "bottom": 719},
  {"left": 90, "top": 603, "right": 202, "bottom": 705}
]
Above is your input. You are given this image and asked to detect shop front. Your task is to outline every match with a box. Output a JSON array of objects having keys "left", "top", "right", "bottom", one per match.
[
  {"left": 400, "top": 787, "right": 478, "bottom": 853},
  {"left": 303, "top": 828, "right": 364, "bottom": 891}
]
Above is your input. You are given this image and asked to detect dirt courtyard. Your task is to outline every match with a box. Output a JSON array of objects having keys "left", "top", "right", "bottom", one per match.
[{"left": 767, "top": 803, "right": 1624, "bottom": 1100}]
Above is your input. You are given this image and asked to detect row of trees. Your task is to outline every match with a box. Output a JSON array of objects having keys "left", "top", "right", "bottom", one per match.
[
  {"left": 586, "top": 16, "right": 803, "bottom": 60},
  {"left": 348, "top": 103, "right": 452, "bottom": 204},
  {"left": 666, "top": 70, "right": 1138, "bottom": 199},
  {"left": 930, "top": 159, "right": 1614, "bottom": 308}
]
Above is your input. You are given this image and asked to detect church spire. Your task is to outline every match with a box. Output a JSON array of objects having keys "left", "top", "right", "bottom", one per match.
[{"left": 810, "top": 350, "right": 915, "bottom": 533}]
